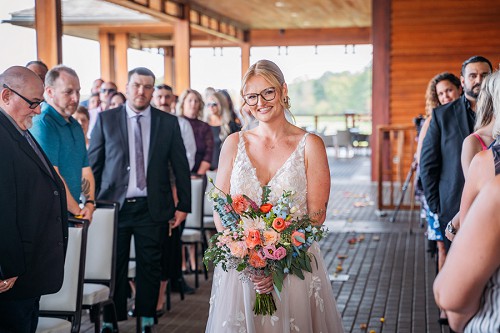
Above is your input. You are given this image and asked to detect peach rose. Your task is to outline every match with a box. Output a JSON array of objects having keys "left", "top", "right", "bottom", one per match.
[
  {"left": 262, "top": 229, "right": 280, "bottom": 246},
  {"left": 231, "top": 194, "right": 249, "bottom": 215},
  {"left": 228, "top": 241, "right": 248, "bottom": 258},
  {"left": 248, "top": 249, "right": 267, "bottom": 268},
  {"left": 260, "top": 203, "right": 273, "bottom": 213},
  {"left": 272, "top": 217, "right": 287, "bottom": 232},
  {"left": 245, "top": 229, "right": 262, "bottom": 249},
  {"left": 291, "top": 231, "right": 306, "bottom": 247}
]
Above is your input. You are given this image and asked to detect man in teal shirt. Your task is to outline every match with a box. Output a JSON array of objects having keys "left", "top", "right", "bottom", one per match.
[{"left": 31, "top": 65, "right": 96, "bottom": 220}]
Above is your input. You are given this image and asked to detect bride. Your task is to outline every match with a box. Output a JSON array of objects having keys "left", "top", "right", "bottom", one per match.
[{"left": 205, "top": 59, "right": 344, "bottom": 333}]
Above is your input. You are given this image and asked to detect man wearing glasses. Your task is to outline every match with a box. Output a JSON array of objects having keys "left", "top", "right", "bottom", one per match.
[
  {"left": 87, "top": 81, "right": 118, "bottom": 139},
  {"left": 31, "top": 65, "right": 96, "bottom": 221},
  {"left": 0, "top": 66, "right": 68, "bottom": 333}
]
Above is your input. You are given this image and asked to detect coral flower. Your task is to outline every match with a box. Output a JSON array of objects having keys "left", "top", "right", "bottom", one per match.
[
  {"left": 231, "top": 194, "right": 249, "bottom": 215},
  {"left": 245, "top": 229, "right": 262, "bottom": 249},
  {"left": 272, "top": 217, "right": 287, "bottom": 232},
  {"left": 248, "top": 249, "right": 267, "bottom": 268},
  {"left": 260, "top": 203, "right": 273, "bottom": 213},
  {"left": 291, "top": 231, "right": 306, "bottom": 247}
]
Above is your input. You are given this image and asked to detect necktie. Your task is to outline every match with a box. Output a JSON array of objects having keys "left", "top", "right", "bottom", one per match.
[
  {"left": 135, "top": 115, "right": 147, "bottom": 190},
  {"left": 24, "top": 131, "right": 53, "bottom": 177}
]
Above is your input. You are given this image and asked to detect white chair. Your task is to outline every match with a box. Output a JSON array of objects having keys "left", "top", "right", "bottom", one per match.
[
  {"left": 181, "top": 177, "right": 208, "bottom": 288},
  {"left": 334, "top": 130, "right": 353, "bottom": 157},
  {"left": 37, "top": 220, "right": 89, "bottom": 333},
  {"left": 82, "top": 202, "right": 119, "bottom": 333}
]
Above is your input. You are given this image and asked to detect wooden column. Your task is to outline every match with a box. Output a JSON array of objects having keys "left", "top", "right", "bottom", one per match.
[
  {"left": 240, "top": 43, "right": 250, "bottom": 78},
  {"left": 371, "top": 0, "right": 391, "bottom": 181},
  {"left": 174, "top": 5, "right": 191, "bottom": 93},
  {"left": 162, "top": 47, "right": 174, "bottom": 86},
  {"left": 35, "top": 0, "right": 62, "bottom": 68},
  {"left": 114, "top": 33, "right": 129, "bottom": 92},
  {"left": 99, "top": 31, "right": 113, "bottom": 82}
]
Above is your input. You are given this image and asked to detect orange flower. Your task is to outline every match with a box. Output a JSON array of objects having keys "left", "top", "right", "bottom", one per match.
[
  {"left": 231, "top": 194, "right": 249, "bottom": 215},
  {"left": 245, "top": 229, "right": 262, "bottom": 249},
  {"left": 260, "top": 203, "right": 273, "bottom": 213},
  {"left": 248, "top": 249, "right": 267, "bottom": 268},
  {"left": 291, "top": 231, "right": 306, "bottom": 247},
  {"left": 272, "top": 217, "right": 287, "bottom": 232}
]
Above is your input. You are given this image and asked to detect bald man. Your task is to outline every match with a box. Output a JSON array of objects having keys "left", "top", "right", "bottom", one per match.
[
  {"left": 25, "top": 60, "right": 49, "bottom": 83},
  {"left": 0, "top": 66, "right": 68, "bottom": 333}
]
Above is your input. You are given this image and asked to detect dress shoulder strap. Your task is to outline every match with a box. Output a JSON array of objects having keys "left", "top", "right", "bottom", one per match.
[{"left": 472, "top": 133, "right": 488, "bottom": 151}]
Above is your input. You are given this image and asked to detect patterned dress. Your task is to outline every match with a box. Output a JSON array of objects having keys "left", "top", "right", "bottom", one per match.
[{"left": 205, "top": 132, "right": 344, "bottom": 333}]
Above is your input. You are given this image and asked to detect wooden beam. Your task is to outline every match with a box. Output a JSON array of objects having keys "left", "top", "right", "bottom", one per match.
[
  {"left": 174, "top": 5, "right": 191, "bottom": 93},
  {"left": 240, "top": 43, "right": 250, "bottom": 79},
  {"left": 250, "top": 27, "right": 371, "bottom": 46},
  {"left": 99, "top": 31, "right": 113, "bottom": 82},
  {"left": 35, "top": 0, "right": 62, "bottom": 67},
  {"left": 104, "top": 0, "right": 182, "bottom": 23},
  {"left": 371, "top": 0, "right": 391, "bottom": 181},
  {"left": 114, "top": 32, "right": 129, "bottom": 92}
]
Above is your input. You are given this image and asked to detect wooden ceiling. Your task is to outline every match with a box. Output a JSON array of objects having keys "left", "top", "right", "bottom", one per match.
[
  {"left": 187, "top": 0, "right": 371, "bottom": 30},
  {"left": 4, "top": 0, "right": 372, "bottom": 49}
]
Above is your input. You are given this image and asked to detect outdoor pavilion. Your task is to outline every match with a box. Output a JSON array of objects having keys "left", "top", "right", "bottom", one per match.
[{"left": 4, "top": 0, "right": 500, "bottom": 181}]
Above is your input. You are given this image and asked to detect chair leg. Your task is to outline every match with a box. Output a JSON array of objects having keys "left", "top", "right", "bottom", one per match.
[
  {"left": 93, "top": 305, "right": 101, "bottom": 333},
  {"left": 194, "top": 243, "right": 199, "bottom": 288}
]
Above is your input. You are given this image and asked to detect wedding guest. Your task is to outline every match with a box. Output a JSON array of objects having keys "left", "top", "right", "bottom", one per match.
[
  {"left": 88, "top": 92, "right": 100, "bottom": 111},
  {"left": 107, "top": 91, "right": 126, "bottom": 110},
  {"left": 88, "top": 81, "right": 117, "bottom": 138},
  {"left": 434, "top": 175, "right": 500, "bottom": 332},
  {"left": 0, "top": 66, "right": 67, "bottom": 333},
  {"left": 205, "top": 91, "right": 240, "bottom": 170},
  {"left": 73, "top": 105, "right": 90, "bottom": 147},
  {"left": 26, "top": 60, "right": 49, "bottom": 82},
  {"left": 80, "top": 78, "right": 103, "bottom": 108}
]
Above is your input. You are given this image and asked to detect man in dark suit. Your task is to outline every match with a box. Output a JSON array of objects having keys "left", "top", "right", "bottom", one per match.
[
  {"left": 420, "top": 56, "right": 492, "bottom": 252},
  {"left": 0, "top": 66, "right": 68, "bottom": 333},
  {"left": 88, "top": 67, "right": 191, "bottom": 333}
]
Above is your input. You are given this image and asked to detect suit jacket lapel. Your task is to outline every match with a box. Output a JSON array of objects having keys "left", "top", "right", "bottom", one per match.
[
  {"left": 148, "top": 108, "right": 160, "bottom": 165},
  {"left": 119, "top": 105, "right": 130, "bottom": 163},
  {"left": 453, "top": 97, "right": 469, "bottom": 141}
]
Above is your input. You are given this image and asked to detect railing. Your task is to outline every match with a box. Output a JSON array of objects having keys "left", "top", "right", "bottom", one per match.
[
  {"left": 376, "top": 124, "right": 418, "bottom": 212},
  {"left": 293, "top": 113, "right": 372, "bottom": 134}
]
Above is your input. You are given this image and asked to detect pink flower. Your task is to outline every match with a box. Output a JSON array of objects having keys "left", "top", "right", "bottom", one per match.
[
  {"left": 261, "top": 245, "right": 278, "bottom": 260},
  {"left": 273, "top": 246, "right": 287, "bottom": 260},
  {"left": 228, "top": 241, "right": 248, "bottom": 258}
]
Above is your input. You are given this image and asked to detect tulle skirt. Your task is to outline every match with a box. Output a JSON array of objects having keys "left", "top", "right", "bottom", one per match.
[{"left": 205, "top": 242, "right": 345, "bottom": 333}]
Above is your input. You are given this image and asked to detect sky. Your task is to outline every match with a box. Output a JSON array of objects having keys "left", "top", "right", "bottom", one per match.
[{"left": 0, "top": 0, "right": 372, "bottom": 97}]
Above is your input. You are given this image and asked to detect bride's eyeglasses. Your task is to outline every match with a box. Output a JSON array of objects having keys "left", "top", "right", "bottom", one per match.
[{"left": 243, "top": 87, "right": 276, "bottom": 106}]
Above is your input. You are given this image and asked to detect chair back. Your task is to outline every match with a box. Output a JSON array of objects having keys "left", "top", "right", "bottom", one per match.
[
  {"left": 185, "top": 178, "right": 204, "bottom": 229},
  {"left": 39, "top": 219, "right": 88, "bottom": 332},
  {"left": 84, "top": 202, "right": 118, "bottom": 290},
  {"left": 335, "top": 130, "right": 352, "bottom": 147},
  {"left": 204, "top": 170, "right": 217, "bottom": 216}
]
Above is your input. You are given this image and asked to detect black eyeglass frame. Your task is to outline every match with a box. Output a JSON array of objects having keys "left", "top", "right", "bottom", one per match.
[
  {"left": 243, "top": 87, "right": 276, "bottom": 106},
  {"left": 2, "top": 84, "right": 44, "bottom": 109}
]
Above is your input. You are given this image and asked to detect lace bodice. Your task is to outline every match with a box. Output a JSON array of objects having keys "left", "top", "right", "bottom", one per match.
[{"left": 230, "top": 131, "right": 309, "bottom": 216}]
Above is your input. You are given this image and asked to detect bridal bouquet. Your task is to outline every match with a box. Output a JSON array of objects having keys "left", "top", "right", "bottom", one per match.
[{"left": 203, "top": 179, "right": 327, "bottom": 316}]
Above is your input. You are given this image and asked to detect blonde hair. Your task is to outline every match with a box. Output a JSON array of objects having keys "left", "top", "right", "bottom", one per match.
[
  {"left": 204, "top": 91, "right": 232, "bottom": 141},
  {"left": 240, "top": 60, "right": 292, "bottom": 127},
  {"left": 474, "top": 72, "right": 496, "bottom": 131},
  {"left": 487, "top": 71, "right": 500, "bottom": 138},
  {"left": 176, "top": 89, "right": 204, "bottom": 119}
]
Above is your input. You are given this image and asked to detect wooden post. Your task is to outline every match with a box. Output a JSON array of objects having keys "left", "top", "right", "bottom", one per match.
[
  {"left": 162, "top": 47, "right": 174, "bottom": 86},
  {"left": 114, "top": 33, "right": 129, "bottom": 92},
  {"left": 371, "top": 0, "right": 391, "bottom": 181},
  {"left": 174, "top": 5, "right": 191, "bottom": 93},
  {"left": 99, "top": 31, "right": 113, "bottom": 82},
  {"left": 35, "top": 0, "right": 62, "bottom": 67},
  {"left": 240, "top": 42, "right": 250, "bottom": 78}
]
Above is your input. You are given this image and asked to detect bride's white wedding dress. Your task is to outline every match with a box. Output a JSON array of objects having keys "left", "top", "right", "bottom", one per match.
[{"left": 205, "top": 132, "right": 345, "bottom": 333}]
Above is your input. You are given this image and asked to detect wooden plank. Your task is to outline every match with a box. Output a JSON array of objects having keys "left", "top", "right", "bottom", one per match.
[
  {"left": 173, "top": 5, "right": 191, "bottom": 93},
  {"left": 114, "top": 32, "right": 129, "bottom": 92},
  {"left": 99, "top": 31, "right": 113, "bottom": 82}
]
